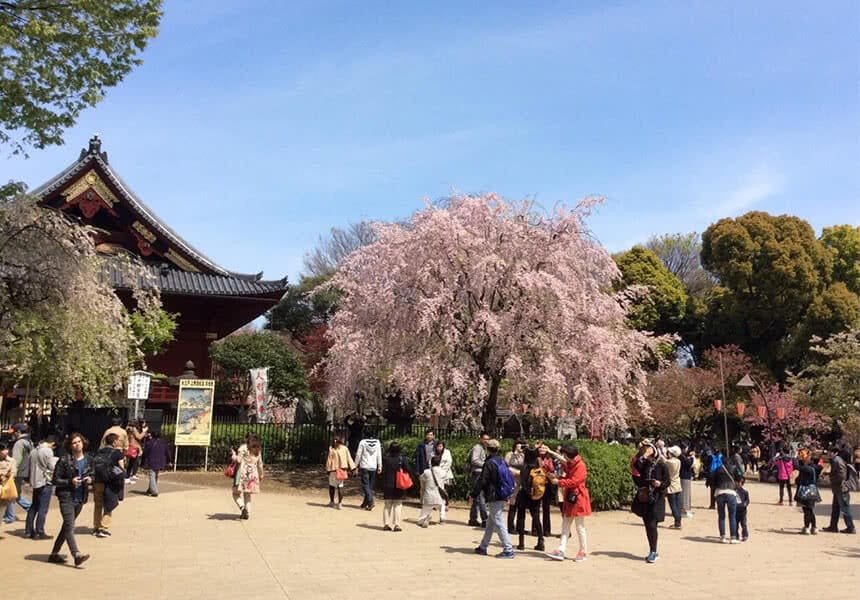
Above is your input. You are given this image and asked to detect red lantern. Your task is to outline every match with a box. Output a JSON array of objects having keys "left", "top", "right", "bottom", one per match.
[
  {"left": 714, "top": 399, "right": 723, "bottom": 411},
  {"left": 521, "top": 403, "right": 529, "bottom": 414},
  {"left": 776, "top": 407, "right": 786, "bottom": 419},
  {"left": 736, "top": 402, "right": 745, "bottom": 416},
  {"left": 800, "top": 406, "right": 809, "bottom": 417},
  {"left": 756, "top": 406, "right": 766, "bottom": 418}
]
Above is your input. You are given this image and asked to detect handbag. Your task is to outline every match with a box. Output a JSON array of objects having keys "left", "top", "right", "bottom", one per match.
[
  {"left": 335, "top": 467, "right": 348, "bottom": 481},
  {"left": 636, "top": 486, "right": 652, "bottom": 504},
  {"left": 566, "top": 489, "right": 578, "bottom": 505},
  {"left": 429, "top": 465, "right": 449, "bottom": 502},
  {"left": 395, "top": 457, "right": 413, "bottom": 490},
  {"left": 126, "top": 445, "right": 139, "bottom": 459},
  {"left": 224, "top": 462, "right": 237, "bottom": 478},
  {"left": 0, "top": 477, "right": 17, "bottom": 501},
  {"left": 795, "top": 469, "right": 821, "bottom": 503}
]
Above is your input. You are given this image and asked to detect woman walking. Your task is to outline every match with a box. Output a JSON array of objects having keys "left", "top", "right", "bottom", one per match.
[
  {"left": 381, "top": 442, "right": 412, "bottom": 531},
  {"left": 48, "top": 433, "right": 91, "bottom": 567},
  {"left": 125, "top": 419, "right": 147, "bottom": 483},
  {"left": 795, "top": 450, "right": 822, "bottom": 535},
  {"left": 231, "top": 436, "right": 264, "bottom": 520},
  {"left": 435, "top": 442, "right": 454, "bottom": 523},
  {"left": 547, "top": 444, "right": 591, "bottom": 562},
  {"left": 142, "top": 431, "right": 171, "bottom": 497},
  {"left": 417, "top": 456, "right": 446, "bottom": 527},
  {"left": 631, "top": 443, "right": 669, "bottom": 563},
  {"left": 712, "top": 458, "right": 740, "bottom": 543},
  {"left": 325, "top": 437, "right": 356, "bottom": 509}
]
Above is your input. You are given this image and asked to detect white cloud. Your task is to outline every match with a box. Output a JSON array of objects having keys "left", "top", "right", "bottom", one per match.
[{"left": 706, "top": 166, "right": 785, "bottom": 218}]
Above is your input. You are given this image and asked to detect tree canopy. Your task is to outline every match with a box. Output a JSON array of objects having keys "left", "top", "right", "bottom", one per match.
[
  {"left": 790, "top": 328, "right": 860, "bottom": 422},
  {"left": 0, "top": 0, "right": 163, "bottom": 154},
  {"left": 821, "top": 225, "right": 860, "bottom": 296},
  {"left": 614, "top": 245, "right": 688, "bottom": 334},
  {"left": 209, "top": 332, "right": 309, "bottom": 408},
  {"left": 302, "top": 221, "right": 377, "bottom": 279},
  {"left": 645, "top": 232, "right": 713, "bottom": 298},
  {"left": 322, "top": 193, "right": 659, "bottom": 433}
]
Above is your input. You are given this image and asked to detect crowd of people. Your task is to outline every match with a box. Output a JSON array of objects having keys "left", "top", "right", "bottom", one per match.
[
  {"left": 3, "top": 419, "right": 859, "bottom": 569},
  {"left": 0, "top": 418, "right": 172, "bottom": 567}
]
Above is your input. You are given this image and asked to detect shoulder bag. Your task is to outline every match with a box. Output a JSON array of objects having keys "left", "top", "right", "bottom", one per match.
[
  {"left": 429, "top": 465, "right": 448, "bottom": 502},
  {"left": 395, "top": 457, "right": 413, "bottom": 490},
  {"left": 795, "top": 468, "right": 822, "bottom": 503},
  {"left": 0, "top": 476, "right": 17, "bottom": 501}
]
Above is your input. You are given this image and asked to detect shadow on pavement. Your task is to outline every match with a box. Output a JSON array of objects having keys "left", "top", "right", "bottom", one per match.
[
  {"left": 760, "top": 528, "right": 804, "bottom": 535},
  {"left": 206, "top": 513, "right": 240, "bottom": 521},
  {"left": 681, "top": 536, "right": 724, "bottom": 544},
  {"left": 439, "top": 545, "right": 479, "bottom": 555},
  {"left": 24, "top": 554, "right": 74, "bottom": 568},
  {"left": 354, "top": 523, "right": 386, "bottom": 531},
  {"left": 590, "top": 551, "right": 642, "bottom": 561},
  {"left": 824, "top": 547, "right": 860, "bottom": 559}
]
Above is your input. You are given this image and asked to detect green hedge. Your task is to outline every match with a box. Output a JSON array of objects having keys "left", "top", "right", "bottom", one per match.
[{"left": 382, "top": 436, "right": 633, "bottom": 511}]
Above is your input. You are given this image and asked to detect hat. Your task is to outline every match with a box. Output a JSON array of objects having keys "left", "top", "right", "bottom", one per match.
[
  {"left": 11, "top": 423, "right": 28, "bottom": 433},
  {"left": 638, "top": 438, "right": 653, "bottom": 449},
  {"left": 669, "top": 446, "right": 682, "bottom": 458},
  {"left": 486, "top": 439, "right": 501, "bottom": 450}
]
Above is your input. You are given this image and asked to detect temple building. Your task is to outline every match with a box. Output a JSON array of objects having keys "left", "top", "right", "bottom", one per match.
[{"left": 29, "top": 135, "right": 289, "bottom": 408}]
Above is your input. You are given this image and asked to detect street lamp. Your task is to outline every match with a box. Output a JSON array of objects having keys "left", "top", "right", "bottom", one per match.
[{"left": 737, "top": 373, "right": 775, "bottom": 457}]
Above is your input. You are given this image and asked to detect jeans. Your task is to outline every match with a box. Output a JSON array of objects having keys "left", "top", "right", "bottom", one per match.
[
  {"left": 716, "top": 493, "right": 738, "bottom": 539},
  {"left": 668, "top": 492, "right": 682, "bottom": 525},
  {"left": 558, "top": 515, "right": 587, "bottom": 555},
  {"left": 479, "top": 500, "right": 513, "bottom": 553},
  {"left": 829, "top": 491, "right": 855, "bottom": 531},
  {"left": 51, "top": 501, "right": 83, "bottom": 556},
  {"left": 541, "top": 483, "right": 556, "bottom": 535},
  {"left": 147, "top": 470, "right": 160, "bottom": 495},
  {"left": 25, "top": 485, "right": 53, "bottom": 536},
  {"left": 736, "top": 506, "right": 749, "bottom": 538},
  {"left": 359, "top": 469, "right": 377, "bottom": 507},
  {"left": 3, "top": 476, "right": 31, "bottom": 521},
  {"left": 469, "top": 472, "right": 487, "bottom": 523},
  {"left": 778, "top": 480, "right": 793, "bottom": 503}
]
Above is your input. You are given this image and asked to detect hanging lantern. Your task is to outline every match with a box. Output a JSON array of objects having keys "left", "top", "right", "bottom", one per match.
[
  {"left": 776, "top": 407, "right": 786, "bottom": 419},
  {"left": 736, "top": 402, "right": 745, "bottom": 416},
  {"left": 714, "top": 399, "right": 723, "bottom": 411},
  {"left": 756, "top": 406, "right": 766, "bottom": 418},
  {"left": 800, "top": 406, "right": 809, "bottom": 418}
]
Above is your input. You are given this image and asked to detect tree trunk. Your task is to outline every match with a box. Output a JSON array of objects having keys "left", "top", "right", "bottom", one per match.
[{"left": 482, "top": 374, "right": 502, "bottom": 435}]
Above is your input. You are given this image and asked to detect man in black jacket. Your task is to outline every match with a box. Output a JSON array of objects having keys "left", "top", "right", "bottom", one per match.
[{"left": 472, "top": 439, "right": 514, "bottom": 558}]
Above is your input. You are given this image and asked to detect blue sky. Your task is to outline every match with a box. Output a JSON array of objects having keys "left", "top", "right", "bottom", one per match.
[{"left": 3, "top": 0, "right": 859, "bottom": 282}]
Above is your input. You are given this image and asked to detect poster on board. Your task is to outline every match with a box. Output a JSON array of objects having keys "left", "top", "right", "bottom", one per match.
[{"left": 175, "top": 379, "right": 215, "bottom": 446}]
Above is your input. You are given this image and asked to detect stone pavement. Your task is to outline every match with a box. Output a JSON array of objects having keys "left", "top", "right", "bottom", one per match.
[{"left": 0, "top": 474, "right": 857, "bottom": 599}]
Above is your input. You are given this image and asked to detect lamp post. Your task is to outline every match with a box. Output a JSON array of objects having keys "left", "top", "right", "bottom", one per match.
[
  {"left": 717, "top": 352, "right": 731, "bottom": 455},
  {"left": 737, "top": 373, "right": 775, "bottom": 457}
]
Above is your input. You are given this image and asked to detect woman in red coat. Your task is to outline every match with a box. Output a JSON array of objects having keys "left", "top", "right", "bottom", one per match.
[{"left": 546, "top": 444, "right": 591, "bottom": 562}]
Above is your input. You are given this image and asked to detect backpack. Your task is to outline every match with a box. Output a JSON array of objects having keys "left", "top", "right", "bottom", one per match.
[
  {"left": 492, "top": 457, "right": 516, "bottom": 500},
  {"left": 846, "top": 463, "right": 859, "bottom": 493},
  {"left": 93, "top": 451, "right": 122, "bottom": 484},
  {"left": 529, "top": 467, "right": 547, "bottom": 500}
]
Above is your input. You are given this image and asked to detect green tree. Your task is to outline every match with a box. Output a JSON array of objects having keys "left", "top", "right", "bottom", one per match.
[
  {"left": 821, "top": 225, "right": 860, "bottom": 295},
  {"left": 790, "top": 328, "right": 860, "bottom": 422},
  {"left": 266, "top": 273, "right": 340, "bottom": 337},
  {"left": 701, "top": 211, "right": 833, "bottom": 372},
  {"left": 0, "top": 0, "right": 163, "bottom": 154},
  {"left": 209, "top": 332, "right": 309, "bottom": 409},
  {"left": 614, "top": 245, "right": 688, "bottom": 334}
]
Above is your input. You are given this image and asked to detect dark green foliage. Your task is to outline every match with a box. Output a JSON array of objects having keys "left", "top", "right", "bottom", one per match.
[
  {"left": 614, "top": 246, "right": 689, "bottom": 334},
  {"left": 384, "top": 436, "right": 633, "bottom": 510}
]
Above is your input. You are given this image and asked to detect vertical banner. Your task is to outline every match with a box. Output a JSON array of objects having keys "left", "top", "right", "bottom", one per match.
[
  {"left": 249, "top": 367, "right": 269, "bottom": 423},
  {"left": 175, "top": 379, "right": 215, "bottom": 446}
]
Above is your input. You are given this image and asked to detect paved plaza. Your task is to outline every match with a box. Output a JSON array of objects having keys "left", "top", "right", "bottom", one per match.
[{"left": 1, "top": 473, "right": 857, "bottom": 599}]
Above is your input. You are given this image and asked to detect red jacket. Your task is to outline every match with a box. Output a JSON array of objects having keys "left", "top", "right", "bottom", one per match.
[{"left": 557, "top": 455, "right": 592, "bottom": 517}]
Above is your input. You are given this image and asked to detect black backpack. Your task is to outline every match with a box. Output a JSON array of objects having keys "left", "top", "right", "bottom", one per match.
[{"left": 93, "top": 451, "right": 119, "bottom": 483}]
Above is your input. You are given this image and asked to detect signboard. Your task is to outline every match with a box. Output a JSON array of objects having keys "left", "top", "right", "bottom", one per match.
[
  {"left": 127, "top": 371, "right": 152, "bottom": 400},
  {"left": 175, "top": 379, "right": 215, "bottom": 447},
  {"left": 249, "top": 367, "right": 269, "bottom": 423}
]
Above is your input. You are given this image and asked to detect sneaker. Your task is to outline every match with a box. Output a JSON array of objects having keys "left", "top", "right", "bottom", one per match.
[
  {"left": 419, "top": 521, "right": 429, "bottom": 529},
  {"left": 534, "top": 541, "right": 545, "bottom": 552},
  {"left": 33, "top": 533, "right": 52, "bottom": 540},
  {"left": 383, "top": 525, "right": 392, "bottom": 531},
  {"left": 467, "top": 520, "right": 481, "bottom": 527},
  {"left": 124, "top": 478, "right": 131, "bottom": 484},
  {"left": 393, "top": 526, "right": 402, "bottom": 532},
  {"left": 840, "top": 528, "right": 856, "bottom": 534},
  {"left": 720, "top": 537, "right": 729, "bottom": 544},
  {"left": 496, "top": 550, "right": 516, "bottom": 559},
  {"left": 777, "top": 501, "right": 784, "bottom": 506},
  {"left": 730, "top": 538, "right": 740, "bottom": 544},
  {"left": 474, "top": 546, "right": 488, "bottom": 555},
  {"left": 240, "top": 508, "right": 249, "bottom": 520},
  {"left": 516, "top": 543, "right": 525, "bottom": 550},
  {"left": 48, "top": 554, "right": 67, "bottom": 564},
  {"left": 820, "top": 526, "right": 838, "bottom": 533},
  {"left": 74, "top": 553, "right": 90, "bottom": 567},
  {"left": 801, "top": 527, "right": 810, "bottom": 535},
  {"left": 95, "top": 530, "right": 109, "bottom": 538},
  {"left": 574, "top": 552, "right": 587, "bottom": 562},
  {"left": 810, "top": 528, "right": 817, "bottom": 536},
  {"left": 546, "top": 549, "right": 565, "bottom": 561},
  {"left": 2, "top": 518, "right": 15, "bottom": 524},
  {"left": 646, "top": 552, "right": 659, "bottom": 563},
  {"left": 741, "top": 536, "right": 749, "bottom": 542},
  {"left": 336, "top": 503, "right": 342, "bottom": 510}
]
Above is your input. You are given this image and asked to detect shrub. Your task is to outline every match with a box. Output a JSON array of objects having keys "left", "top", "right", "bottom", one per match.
[{"left": 382, "top": 435, "right": 633, "bottom": 510}]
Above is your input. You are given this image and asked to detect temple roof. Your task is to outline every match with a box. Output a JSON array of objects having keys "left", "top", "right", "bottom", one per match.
[
  {"left": 32, "top": 135, "right": 271, "bottom": 282},
  {"left": 108, "top": 261, "right": 287, "bottom": 298}
]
